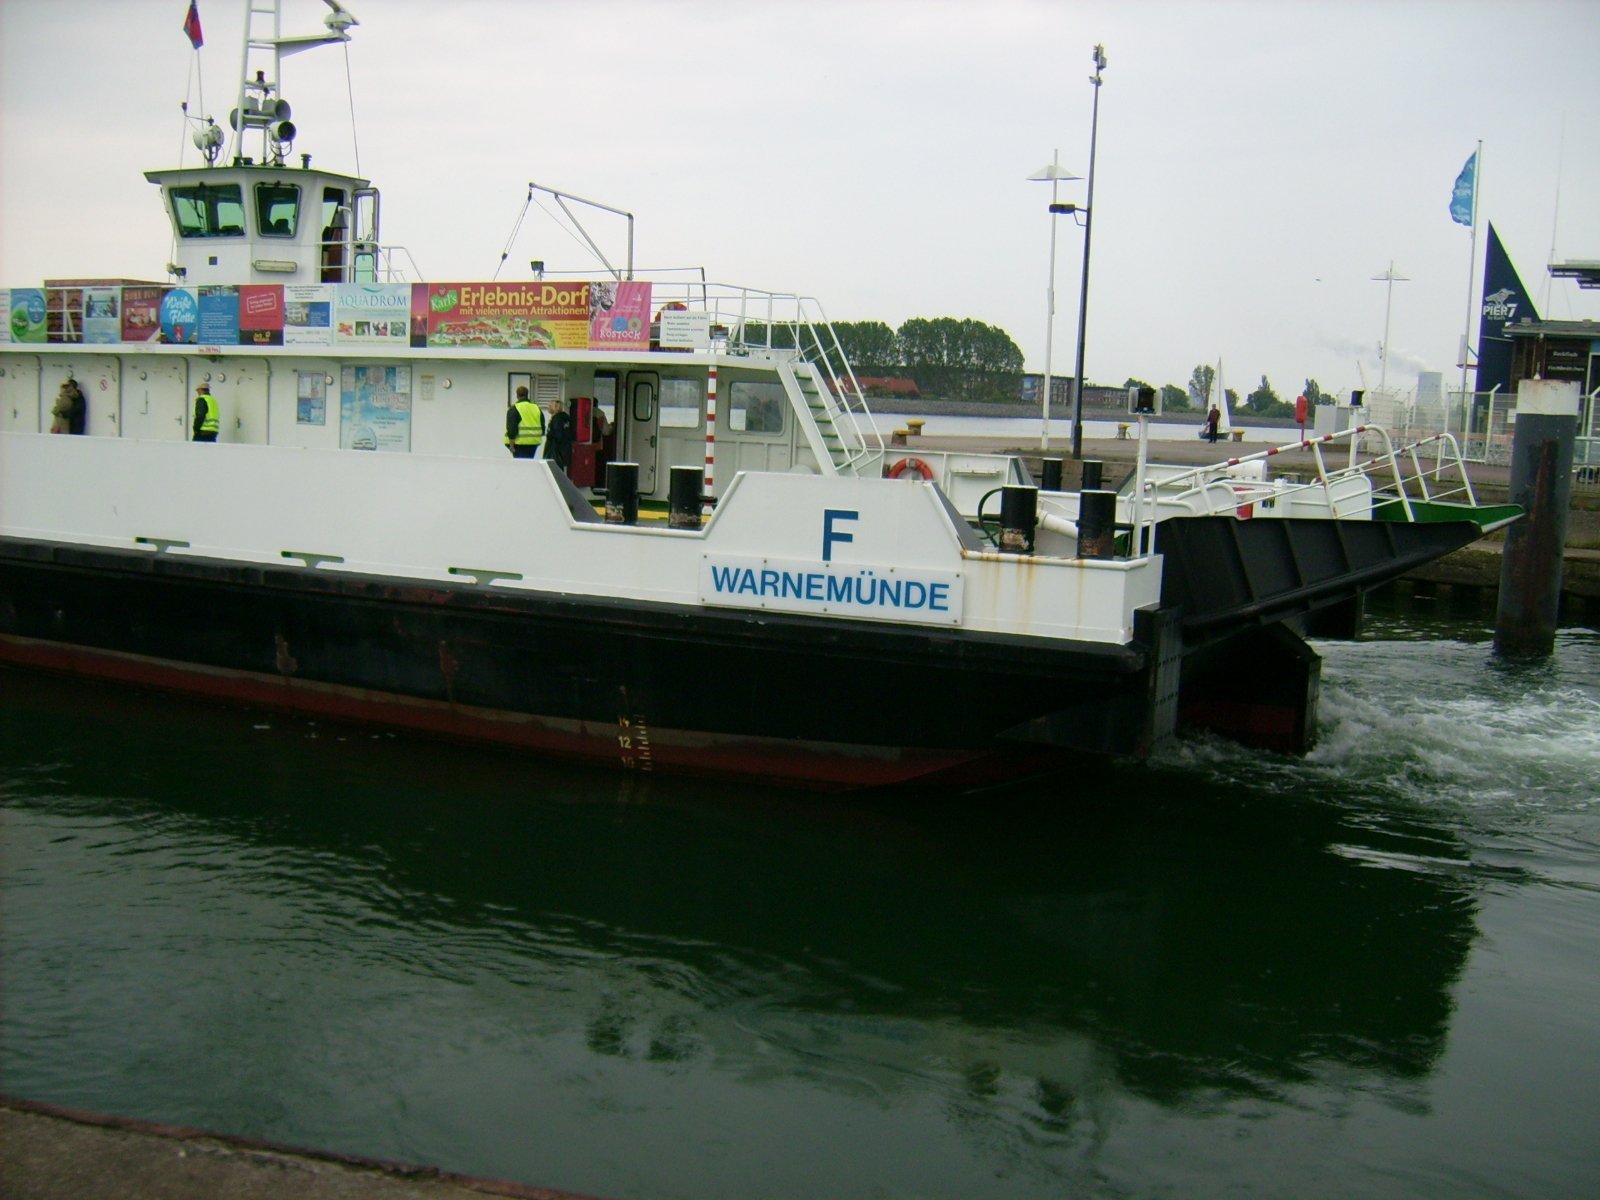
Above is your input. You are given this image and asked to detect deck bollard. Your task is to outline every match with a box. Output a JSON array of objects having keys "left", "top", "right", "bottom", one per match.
[
  {"left": 1494, "top": 379, "right": 1578, "bottom": 658},
  {"left": 1080, "top": 459, "right": 1104, "bottom": 491},
  {"left": 1040, "top": 458, "right": 1063, "bottom": 492},
  {"left": 998, "top": 485, "right": 1037, "bottom": 554},
  {"left": 604, "top": 462, "right": 639, "bottom": 526},
  {"left": 668, "top": 465, "right": 703, "bottom": 529},
  {"left": 1077, "top": 489, "right": 1117, "bottom": 559}
]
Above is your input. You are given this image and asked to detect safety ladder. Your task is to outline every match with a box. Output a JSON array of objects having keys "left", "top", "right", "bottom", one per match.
[{"left": 777, "top": 360, "right": 883, "bottom": 477}]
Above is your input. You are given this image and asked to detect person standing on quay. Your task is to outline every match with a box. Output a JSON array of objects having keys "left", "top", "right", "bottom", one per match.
[
  {"left": 507, "top": 385, "right": 544, "bottom": 458},
  {"left": 192, "top": 384, "right": 219, "bottom": 442},
  {"left": 1205, "top": 405, "right": 1221, "bottom": 444}
]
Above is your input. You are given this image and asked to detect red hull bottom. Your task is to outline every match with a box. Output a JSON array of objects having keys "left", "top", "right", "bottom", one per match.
[{"left": 0, "top": 634, "right": 1059, "bottom": 793}]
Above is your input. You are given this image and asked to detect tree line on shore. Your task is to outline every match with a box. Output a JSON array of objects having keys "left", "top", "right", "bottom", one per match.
[
  {"left": 1138, "top": 366, "right": 1338, "bottom": 421},
  {"left": 747, "top": 316, "right": 1332, "bottom": 419}
]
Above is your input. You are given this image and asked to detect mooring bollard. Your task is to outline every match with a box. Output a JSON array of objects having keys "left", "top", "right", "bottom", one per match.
[
  {"left": 668, "top": 465, "right": 703, "bottom": 529},
  {"left": 1077, "top": 489, "right": 1117, "bottom": 559},
  {"left": 1494, "top": 379, "right": 1578, "bottom": 658},
  {"left": 1080, "top": 459, "right": 1104, "bottom": 491},
  {"left": 604, "top": 462, "right": 639, "bottom": 526},
  {"left": 1040, "top": 458, "right": 1063, "bottom": 492},
  {"left": 998, "top": 485, "right": 1037, "bottom": 554}
]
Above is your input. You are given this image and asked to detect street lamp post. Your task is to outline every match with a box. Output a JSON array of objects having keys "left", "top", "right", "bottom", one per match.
[
  {"left": 1371, "top": 261, "right": 1409, "bottom": 393},
  {"left": 1069, "top": 43, "right": 1106, "bottom": 460},
  {"left": 1029, "top": 153, "right": 1081, "bottom": 451}
]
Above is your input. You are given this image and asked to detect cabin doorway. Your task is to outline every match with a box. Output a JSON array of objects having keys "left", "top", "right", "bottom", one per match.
[
  {"left": 0, "top": 356, "right": 42, "bottom": 433},
  {"left": 507, "top": 371, "right": 562, "bottom": 458},
  {"left": 121, "top": 359, "right": 187, "bottom": 440},
  {"left": 624, "top": 371, "right": 661, "bottom": 493},
  {"left": 231, "top": 359, "right": 270, "bottom": 443}
]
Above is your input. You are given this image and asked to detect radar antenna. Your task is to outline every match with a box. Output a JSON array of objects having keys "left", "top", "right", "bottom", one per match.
[{"left": 225, "top": 0, "right": 360, "bottom": 166}]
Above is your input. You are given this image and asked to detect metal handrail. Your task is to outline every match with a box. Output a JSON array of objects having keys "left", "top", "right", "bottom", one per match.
[
  {"left": 1132, "top": 425, "right": 1481, "bottom": 525},
  {"left": 639, "top": 281, "right": 886, "bottom": 465}
]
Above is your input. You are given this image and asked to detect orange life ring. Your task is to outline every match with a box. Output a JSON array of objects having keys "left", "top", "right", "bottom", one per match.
[{"left": 887, "top": 457, "right": 934, "bottom": 480}]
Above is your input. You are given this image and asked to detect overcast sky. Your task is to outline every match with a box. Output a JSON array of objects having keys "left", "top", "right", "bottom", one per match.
[{"left": 3, "top": 0, "right": 1598, "bottom": 399}]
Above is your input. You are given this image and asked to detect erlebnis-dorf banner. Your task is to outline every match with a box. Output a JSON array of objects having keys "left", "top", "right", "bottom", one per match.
[
  {"left": 1, "top": 280, "right": 652, "bottom": 351},
  {"left": 424, "top": 281, "right": 652, "bottom": 351}
]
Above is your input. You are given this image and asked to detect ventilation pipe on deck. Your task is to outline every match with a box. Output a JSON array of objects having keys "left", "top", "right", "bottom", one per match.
[
  {"left": 1077, "top": 490, "right": 1117, "bottom": 559},
  {"left": 669, "top": 465, "right": 703, "bottom": 529},
  {"left": 998, "top": 485, "right": 1038, "bottom": 554},
  {"left": 604, "top": 462, "right": 640, "bottom": 526}
]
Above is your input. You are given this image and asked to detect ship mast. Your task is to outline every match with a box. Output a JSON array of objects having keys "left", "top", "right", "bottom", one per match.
[{"left": 226, "top": 0, "right": 359, "bottom": 167}]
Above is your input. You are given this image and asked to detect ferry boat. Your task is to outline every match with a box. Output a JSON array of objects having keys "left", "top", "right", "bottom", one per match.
[{"left": 0, "top": 3, "right": 1515, "bottom": 789}]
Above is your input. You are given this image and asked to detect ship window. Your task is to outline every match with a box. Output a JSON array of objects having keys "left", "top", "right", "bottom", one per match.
[
  {"left": 169, "top": 183, "right": 245, "bottom": 238},
  {"left": 255, "top": 183, "right": 300, "bottom": 237},
  {"left": 728, "top": 381, "right": 785, "bottom": 434},
  {"left": 659, "top": 378, "right": 702, "bottom": 429},
  {"left": 631, "top": 378, "right": 654, "bottom": 421},
  {"left": 321, "top": 188, "right": 347, "bottom": 231}
]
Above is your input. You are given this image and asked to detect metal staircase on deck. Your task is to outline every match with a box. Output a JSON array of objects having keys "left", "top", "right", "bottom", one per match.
[{"left": 777, "top": 360, "right": 883, "bottom": 478}]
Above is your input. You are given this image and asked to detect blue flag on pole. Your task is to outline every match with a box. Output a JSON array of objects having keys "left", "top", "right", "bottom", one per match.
[{"left": 1450, "top": 151, "right": 1476, "bottom": 226}]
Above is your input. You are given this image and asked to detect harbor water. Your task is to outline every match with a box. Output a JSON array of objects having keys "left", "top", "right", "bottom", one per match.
[{"left": 2, "top": 608, "right": 1598, "bottom": 1200}]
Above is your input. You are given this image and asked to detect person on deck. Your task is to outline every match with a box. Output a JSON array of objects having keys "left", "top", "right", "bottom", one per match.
[
  {"left": 546, "top": 399, "right": 575, "bottom": 474},
  {"left": 192, "top": 384, "right": 219, "bottom": 442},
  {"left": 1205, "top": 405, "right": 1221, "bottom": 444},
  {"left": 51, "top": 379, "right": 86, "bottom": 435},
  {"left": 507, "top": 385, "right": 545, "bottom": 458}
]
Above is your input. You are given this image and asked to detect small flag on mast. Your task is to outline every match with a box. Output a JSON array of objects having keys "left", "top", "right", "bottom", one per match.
[
  {"left": 1450, "top": 151, "right": 1477, "bottom": 227},
  {"left": 183, "top": 1, "right": 203, "bottom": 49}
]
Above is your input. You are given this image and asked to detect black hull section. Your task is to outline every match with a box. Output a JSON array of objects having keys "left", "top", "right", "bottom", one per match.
[{"left": 0, "top": 538, "right": 1160, "bottom": 791}]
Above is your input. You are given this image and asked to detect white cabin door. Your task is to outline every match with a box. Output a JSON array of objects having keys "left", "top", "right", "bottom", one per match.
[
  {"left": 624, "top": 371, "right": 661, "bottom": 494},
  {"left": 230, "top": 358, "right": 270, "bottom": 443},
  {"left": 39, "top": 356, "right": 120, "bottom": 437},
  {"left": 0, "top": 356, "right": 41, "bottom": 432},
  {"left": 122, "top": 359, "right": 187, "bottom": 440}
]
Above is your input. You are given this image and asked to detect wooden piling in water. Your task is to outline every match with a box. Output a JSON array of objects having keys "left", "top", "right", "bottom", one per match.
[{"left": 1494, "top": 379, "right": 1579, "bottom": 658}]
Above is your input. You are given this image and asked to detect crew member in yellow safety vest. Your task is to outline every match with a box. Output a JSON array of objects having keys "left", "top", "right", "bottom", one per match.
[
  {"left": 507, "top": 385, "right": 544, "bottom": 458},
  {"left": 192, "top": 384, "right": 220, "bottom": 442}
]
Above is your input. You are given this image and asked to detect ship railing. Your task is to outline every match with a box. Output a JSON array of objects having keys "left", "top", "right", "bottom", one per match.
[
  {"left": 1129, "top": 425, "right": 1482, "bottom": 525},
  {"left": 353, "top": 244, "right": 424, "bottom": 283},
  {"left": 643, "top": 281, "right": 885, "bottom": 467}
]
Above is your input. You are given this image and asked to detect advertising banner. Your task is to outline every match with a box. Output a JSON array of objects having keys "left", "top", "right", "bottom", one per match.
[
  {"left": 587, "top": 281, "right": 652, "bottom": 351},
  {"left": 340, "top": 364, "right": 412, "bottom": 452},
  {"left": 159, "top": 287, "right": 199, "bottom": 344},
  {"left": 47, "top": 287, "right": 84, "bottom": 343},
  {"left": 1477, "top": 223, "right": 1539, "bottom": 397},
  {"left": 121, "top": 286, "right": 165, "bottom": 342},
  {"left": 297, "top": 370, "right": 327, "bottom": 426},
  {"left": 409, "top": 283, "right": 430, "bottom": 346},
  {"left": 284, "top": 284, "right": 334, "bottom": 346},
  {"left": 0, "top": 290, "right": 40, "bottom": 343},
  {"left": 658, "top": 309, "right": 712, "bottom": 350},
  {"left": 334, "top": 284, "right": 411, "bottom": 347},
  {"left": 425, "top": 281, "right": 590, "bottom": 350},
  {"left": 83, "top": 288, "right": 121, "bottom": 344},
  {"left": 198, "top": 285, "right": 240, "bottom": 345},
  {"left": 238, "top": 284, "right": 285, "bottom": 346}
]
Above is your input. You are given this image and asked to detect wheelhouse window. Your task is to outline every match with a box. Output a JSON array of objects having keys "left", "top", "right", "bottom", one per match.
[
  {"left": 169, "top": 183, "right": 245, "bottom": 238},
  {"left": 255, "top": 182, "right": 301, "bottom": 237},
  {"left": 320, "top": 187, "right": 348, "bottom": 282},
  {"left": 659, "top": 378, "right": 703, "bottom": 429},
  {"left": 321, "top": 187, "right": 347, "bottom": 233},
  {"left": 728, "top": 381, "right": 785, "bottom": 434}
]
